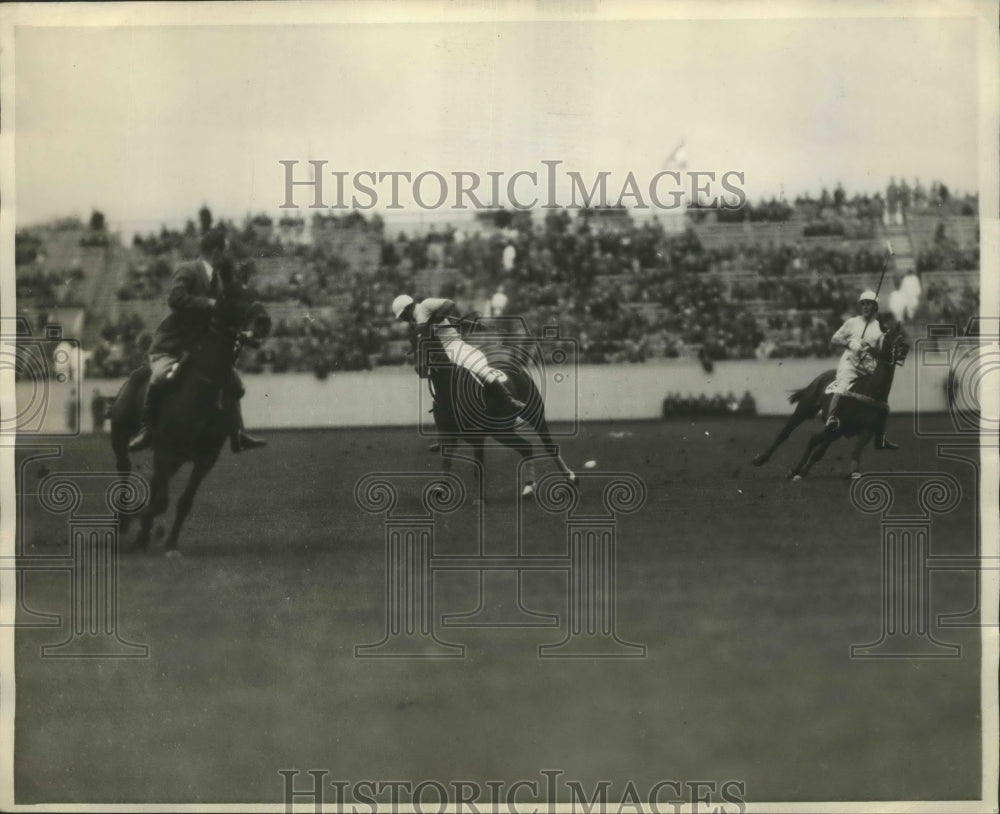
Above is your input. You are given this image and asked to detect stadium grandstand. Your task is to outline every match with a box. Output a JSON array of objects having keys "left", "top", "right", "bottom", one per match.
[{"left": 13, "top": 182, "right": 980, "bottom": 381}]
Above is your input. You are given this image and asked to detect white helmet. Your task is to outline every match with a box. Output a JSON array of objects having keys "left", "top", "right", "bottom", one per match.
[
  {"left": 391, "top": 294, "right": 414, "bottom": 320},
  {"left": 858, "top": 290, "right": 878, "bottom": 304}
]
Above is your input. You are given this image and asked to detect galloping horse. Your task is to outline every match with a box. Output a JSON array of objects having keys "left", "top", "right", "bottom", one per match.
[
  {"left": 110, "top": 278, "right": 271, "bottom": 553},
  {"left": 752, "top": 321, "right": 909, "bottom": 480},
  {"left": 422, "top": 318, "right": 575, "bottom": 499}
]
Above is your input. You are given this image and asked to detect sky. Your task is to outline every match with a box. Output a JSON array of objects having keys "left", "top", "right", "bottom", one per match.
[{"left": 11, "top": 10, "right": 984, "bottom": 235}]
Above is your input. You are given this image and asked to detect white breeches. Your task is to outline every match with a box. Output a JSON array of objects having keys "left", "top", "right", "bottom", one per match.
[
  {"left": 435, "top": 328, "right": 502, "bottom": 385},
  {"left": 826, "top": 352, "right": 874, "bottom": 395}
]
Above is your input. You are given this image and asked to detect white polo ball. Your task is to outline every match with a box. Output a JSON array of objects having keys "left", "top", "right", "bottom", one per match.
[{"left": 583, "top": 460, "right": 597, "bottom": 469}]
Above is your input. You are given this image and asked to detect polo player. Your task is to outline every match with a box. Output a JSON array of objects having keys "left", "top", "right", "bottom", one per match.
[
  {"left": 826, "top": 289, "right": 899, "bottom": 450},
  {"left": 128, "top": 230, "right": 266, "bottom": 453},
  {"left": 391, "top": 294, "right": 526, "bottom": 414}
]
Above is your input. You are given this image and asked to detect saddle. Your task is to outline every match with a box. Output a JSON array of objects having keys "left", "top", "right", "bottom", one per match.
[{"left": 149, "top": 351, "right": 242, "bottom": 413}]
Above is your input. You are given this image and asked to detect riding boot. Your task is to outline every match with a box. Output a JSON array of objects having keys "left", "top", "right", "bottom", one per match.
[
  {"left": 825, "top": 393, "right": 842, "bottom": 429},
  {"left": 128, "top": 381, "right": 163, "bottom": 451},
  {"left": 230, "top": 400, "right": 267, "bottom": 453},
  {"left": 484, "top": 376, "right": 526, "bottom": 414}
]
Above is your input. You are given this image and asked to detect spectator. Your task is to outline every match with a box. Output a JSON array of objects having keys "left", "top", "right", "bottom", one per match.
[
  {"left": 489, "top": 285, "right": 509, "bottom": 317},
  {"left": 91, "top": 388, "right": 107, "bottom": 432},
  {"left": 738, "top": 391, "right": 758, "bottom": 416}
]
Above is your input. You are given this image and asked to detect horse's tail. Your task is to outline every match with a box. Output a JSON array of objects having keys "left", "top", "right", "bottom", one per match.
[{"left": 788, "top": 370, "right": 836, "bottom": 408}]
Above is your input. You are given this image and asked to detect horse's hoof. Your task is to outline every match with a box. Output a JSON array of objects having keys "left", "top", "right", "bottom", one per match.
[
  {"left": 752, "top": 454, "right": 766, "bottom": 467},
  {"left": 164, "top": 549, "right": 182, "bottom": 560},
  {"left": 791, "top": 474, "right": 803, "bottom": 482},
  {"left": 521, "top": 483, "right": 535, "bottom": 499},
  {"left": 849, "top": 471, "right": 862, "bottom": 480}
]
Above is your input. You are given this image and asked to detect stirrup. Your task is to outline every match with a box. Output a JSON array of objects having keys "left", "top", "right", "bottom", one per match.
[{"left": 825, "top": 414, "right": 840, "bottom": 430}]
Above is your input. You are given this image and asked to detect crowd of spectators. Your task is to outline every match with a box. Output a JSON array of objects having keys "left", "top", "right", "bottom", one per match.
[
  {"left": 85, "top": 314, "right": 150, "bottom": 379},
  {"left": 241, "top": 267, "right": 409, "bottom": 376},
  {"left": 915, "top": 222, "right": 979, "bottom": 273},
  {"left": 68, "top": 183, "right": 981, "bottom": 378},
  {"left": 662, "top": 391, "right": 758, "bottom": 418},
  {"left": 884, "top": 178, "right": 978, "bottom": 223},
  {"left": 920, "top": 279, "right": 980, "bottom": 328},
  {"left": 688, "top": 198, "right": 794, "bottom": 223},
  {"left": 15, "top": 266, "right": 86, "bottom": 309}
]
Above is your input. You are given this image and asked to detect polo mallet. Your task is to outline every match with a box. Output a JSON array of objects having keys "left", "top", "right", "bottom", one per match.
[{"left": 861, "top": 239, "right": 894, "bottom": 341}]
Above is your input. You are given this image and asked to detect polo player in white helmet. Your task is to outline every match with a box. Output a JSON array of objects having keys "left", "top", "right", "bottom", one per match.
[
  {"left": 825, "top": 289, "right": 899, "bottom": 449},
  {"left": 392, "top": 294, "right": 526, "bottom": 414}
]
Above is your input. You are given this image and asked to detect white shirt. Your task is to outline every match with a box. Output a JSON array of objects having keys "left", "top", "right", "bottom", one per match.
[
  {"left": 832, "top": 315, "right": 883, "bottom": 351},
  {"left": 412, "top": 297, "right": 455, "bottom": 327},
  {"left": 412, "top": 298, "right": 464, "bottom": 343}
]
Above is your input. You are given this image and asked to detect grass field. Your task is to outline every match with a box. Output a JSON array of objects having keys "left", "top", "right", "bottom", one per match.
[{"left": 14, "top": 416, "right": 983, "bottom": 805}]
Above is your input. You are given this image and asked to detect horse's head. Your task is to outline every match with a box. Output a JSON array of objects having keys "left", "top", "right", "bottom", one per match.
[
  {"left": 212, "top": 259, "right": 272, "bottom": 347},
  {"left": 878, "top": 319, "right": 910, "bottom": 368},
  {"left": 190, "top": 261, "right": 271, "bottom": 385}
]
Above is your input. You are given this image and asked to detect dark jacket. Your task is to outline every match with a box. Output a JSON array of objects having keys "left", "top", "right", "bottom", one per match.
[{"left": 150, "top": 259, "right": 219, "bottom": 355}]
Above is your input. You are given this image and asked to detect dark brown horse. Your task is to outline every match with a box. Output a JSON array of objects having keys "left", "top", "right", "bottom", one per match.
[
  {"left": 421, "top": 319, "right": 575, "bottom": 500},
  {"left": 752, "top": 321, "right": 909, "bottom": 480},
  {"left": 110, "top": 279, "right": 271, "bottom": 553}
]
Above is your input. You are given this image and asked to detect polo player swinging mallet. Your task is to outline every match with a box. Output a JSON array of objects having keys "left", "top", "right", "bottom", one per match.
[
  {"left": 391, "top": 294, "right": 527, "bottom": 415},
  {"left": 825, "top": 240, "right": 899, "bottom": 450}
]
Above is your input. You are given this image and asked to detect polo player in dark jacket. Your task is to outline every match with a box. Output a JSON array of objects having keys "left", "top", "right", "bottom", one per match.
[{"left": 128, "top": 230, "right": 266, "bottom": 453}]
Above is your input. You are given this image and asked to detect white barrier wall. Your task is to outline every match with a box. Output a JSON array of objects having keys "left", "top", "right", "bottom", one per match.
[{"left": 21, "top": 357, "right": 951, "bottom": 434}]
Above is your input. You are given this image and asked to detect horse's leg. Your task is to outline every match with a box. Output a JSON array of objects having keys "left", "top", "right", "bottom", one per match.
[
  {"left": 531, "top": 414, "right": 576, "bottom": 483},
  {"left": 753, "top": 399, "right": 820, "bottom": 466},
  {"left": 520, "top": 456, "right": 537, "bottom": 498},
  {"left": 135, "top": 453, "right": 182, "bottom": 551},
  {"left": 111, "top": 424, "right": 135, "bottom": 535},
  {"left": 790, "top": 431, "right": 829, "bottom": 480},
  {"left": 110, "top": 375, "right": 143, "bottom": 534},
  {"left": 433, "top": 435, "right": 461, "bottom": 502},
  {"left": 491, "top": 431, "right": 537, "bottom": 497},
  {"left": 794, "top": 432, "right": 837, "bottom": 480},
  {"left": 848, "top": 430, "right": 874, "bottom": 480},
  {"left": 165, "top": 453, "right": 218, "bottom": 552}
]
